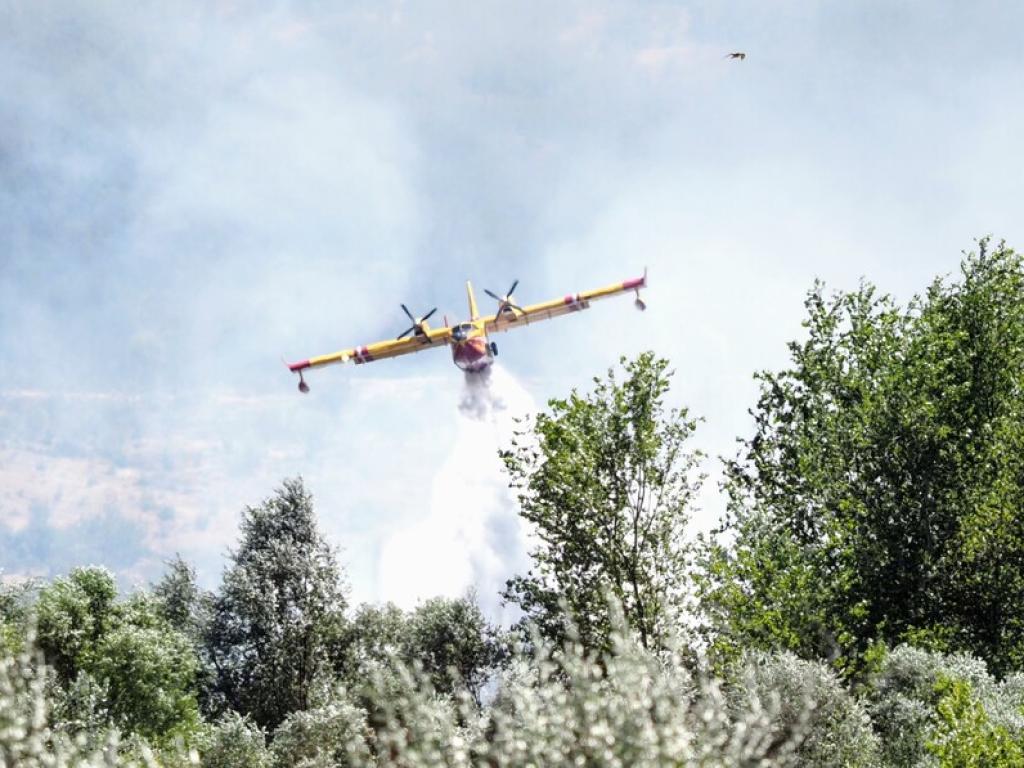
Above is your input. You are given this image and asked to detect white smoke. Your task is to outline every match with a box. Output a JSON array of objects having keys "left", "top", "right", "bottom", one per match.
[{"left": 379, "top": 365, "right": 535, "bottom": 620}]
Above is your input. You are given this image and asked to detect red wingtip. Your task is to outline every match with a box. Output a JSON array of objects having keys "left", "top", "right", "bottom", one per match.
[
  {"left": 287, "top": 359, "right": 311, "bottom": 372},
  {"left": 622, "top": 276, "right": 646, "bottom": 290}
]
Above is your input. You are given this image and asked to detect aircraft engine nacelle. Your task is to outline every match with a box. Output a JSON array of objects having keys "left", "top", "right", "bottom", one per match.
[
  {"left": 397, "top": 305, "right": 437, "bottom": 341},
  {"left": 485, "top": 279, "right": 524, "bottom": 318}
]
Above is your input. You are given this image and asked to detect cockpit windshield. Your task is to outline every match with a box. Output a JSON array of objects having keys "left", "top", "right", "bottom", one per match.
[{"left": 452, "top": 323, "right": 474, "bottom": 342}]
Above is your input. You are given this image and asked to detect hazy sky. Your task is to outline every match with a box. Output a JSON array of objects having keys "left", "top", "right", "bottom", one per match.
[{"left": 2, "top": 1, "right": 1022, "bottom": 608}]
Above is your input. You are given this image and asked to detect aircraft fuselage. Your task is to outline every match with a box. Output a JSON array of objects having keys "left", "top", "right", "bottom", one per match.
[{"left": 449, "top": 320, "right": 493, "bottom": 373}]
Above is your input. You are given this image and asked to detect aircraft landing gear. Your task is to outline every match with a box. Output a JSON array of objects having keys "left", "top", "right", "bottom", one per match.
[
  {"left": 634, "top": 290, "right": 647, "bottom": 311},
  {"left": 490, "top": 341, "right": 499, "bottom": 356},
  {"left": 298, "top": 372, "right": 310, "bottom": 393}
]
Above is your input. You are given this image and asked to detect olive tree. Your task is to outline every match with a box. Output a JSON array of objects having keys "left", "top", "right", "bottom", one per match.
[{"left": 206, "top": 478, "right": 348, "bottom": 730}]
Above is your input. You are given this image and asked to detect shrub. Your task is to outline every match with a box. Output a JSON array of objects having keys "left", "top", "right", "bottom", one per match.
[
  {"left": 270, "top": 688, "right": 369, "bottom": 768},
  {"left": 870, "top": 645, "right": 1024, "bottom": 767},
  {"left": 199, "top": 712, "right": 270, "bottom": 768},
  {"left": 927, "top": 677, "right": 1024, "bottom": 767},
  {"left": 732, "top": 651, "right": 879, "bottom": 767}
]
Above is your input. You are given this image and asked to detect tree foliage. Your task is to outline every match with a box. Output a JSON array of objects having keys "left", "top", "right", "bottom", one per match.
[
  {"left": 336, "top": 602, "right": 409, "bottom": 683},
  {"left": 701, "top": 240, "right": 1024, "bottom": 674},
  {"left": 36, "top": 567, "right": 119, "bottom": 683},
  {"left": 927, "top": 677, "right": 1024, "bottom": 767},
  {"left": 866, "top": 644, "right": 1024, "bottom": 767},
  {"left": 153, "top": 555, "right": 212, "bottom": 648},
  {"left": 199, "top": 712, "right": 271, "bottom": 768},
  {"left": 269, "top": 687, "right": 370, "bottom": 768},
  {"left": 502, "top": 352, "right": 702, "bottom": 651},
  {"left": 206, "top": 477, "right": 348, "bottom": 730},
  {"left": 38, "top": 579, "right": 201, "bottom": 744},
  {"left": 0, "top": 577, "right": 36, "bottom": 656},
  {"left": 731, "top": 651, "right": 880, "bottom": 767},
  {"left": 337, "top": 596, "right": 501, "bottom": 706},
  {"left": 8, "top": 237, "right": 1024, "bottom": 764},
  {"left": 404, "top": 595, "right": 501, "bottom": 703},
  {"left": 90, "top": 613, "right": 200, "bottom": 742}
]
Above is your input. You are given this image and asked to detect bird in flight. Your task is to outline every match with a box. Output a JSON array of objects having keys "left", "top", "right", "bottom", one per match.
[{"left": 725, "top": 52, "right": 746, "bottom": 60}]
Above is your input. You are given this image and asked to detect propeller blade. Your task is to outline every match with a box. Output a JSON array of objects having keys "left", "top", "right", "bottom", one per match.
[
  {"left": 397, "top": 326, "right": 416, "bottom": 339},
  {"left": 484, "top": 288, "right": 502, "bottom": 302},
  {"left": 401, "top": 304, "right": 416, "bottom": 322},
  {"left": 508, "top": 279, "right": 519, "bottom": 297},
  {"left": 421, "top": 307, "right": 437, "bottom": 322},
  {"left": 507, "top": 302, "right": 525, "bottom": 314}
]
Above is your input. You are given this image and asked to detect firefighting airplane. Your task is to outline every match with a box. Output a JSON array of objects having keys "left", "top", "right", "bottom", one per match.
[{"left": 285, "top": 272, "right": 647, "bottom": 392}]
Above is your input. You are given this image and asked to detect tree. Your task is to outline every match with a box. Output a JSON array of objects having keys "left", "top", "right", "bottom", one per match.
[
  {"left": 337, "top": 597, "right": 500, "bottom": 706},
  {"left": 206, "top": 477, "right": 348, "bottom": 730},
  {"left": 867, "top": 644, "right": 1024, "bottom": 767},
  {"left": 700, "top": 239, "right": 1024, "bottom": 675},
  {"left": 89, "top": 597, "right": 201, "bottom": 743},
  {"left": 0, "top": 577, "right": 36, "bottom": 656},
  {"left": 153, "top": 555, "right": 212, "bottom": 645},
  {"left": 34, "top": 572, "right": 202, "bottom": 744},
  {"left": 35, "top": 566, "right": 118, "bottom": 682},
  {"left": 405, "top": 594, "right": 501, "bottom": 703},
  {"left": 502, "top": 352, "right": 703, "bottom": 651},
  {"left": 336, "top": 602, "right": 409, "bottom": 684},
  {"left": 270, "top": 688, "right": 370, "bottom": 768},
  {"left": 153, "top": 555, "right": 218, "bottom": 715}
]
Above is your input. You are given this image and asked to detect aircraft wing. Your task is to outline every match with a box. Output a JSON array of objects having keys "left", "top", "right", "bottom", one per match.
[
  {"left": 482, "top": 273, "right": 646, "bottom": 335},
  {"left": 288, "top": 325, "right": 452, "bottom": 374}
]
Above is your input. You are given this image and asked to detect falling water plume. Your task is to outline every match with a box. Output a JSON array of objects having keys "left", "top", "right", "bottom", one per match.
[{"left": 380, "top": 364, "right": 535, "bottom": 621}]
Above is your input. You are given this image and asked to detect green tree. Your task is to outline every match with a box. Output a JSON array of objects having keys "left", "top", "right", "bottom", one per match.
[
  {"left": 35, "top": 573, "right": 202, "bottom": 745},
  {"left": 0, "top": 577, "right": 36, "bottom": 656},
  {"left": 502, "top": 352, "right": 702, "bottom": 651},
  {"left": 206, "top": 477, "right": 348, "bottom": 730},
  {"left": 153, "top": 555, "right": 212, "bottom": 644},
  {"left": 405, "top": 594, "right": 501, "bottom": 703},
  {"left": 337, "top": 597, "right": 500, "bottom": 706},
  {"left": 35, "top": 566, "right": 118, "bottom": 682},
  {"left": 867, "top": 644, "right": 1024, "bottom": 767},
  {"left": 336, "top": 602, "right": 409, "bottom": 683},
  {"left": 700, "top": 239, "right": 1024, "bottom": 675},
  {"left": 153, "top": 555, "right": 217, "bottom": 715},
  {"left": 90, "top": 601, "right": 201, "bottom": 743},
  {"left": 270, "top": 688, "right": 370, "bottom": 768}
]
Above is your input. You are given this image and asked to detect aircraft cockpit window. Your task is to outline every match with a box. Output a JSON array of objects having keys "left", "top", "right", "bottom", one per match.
[{"left": 452, "top": 323, "right": 473, "bottom": 342}]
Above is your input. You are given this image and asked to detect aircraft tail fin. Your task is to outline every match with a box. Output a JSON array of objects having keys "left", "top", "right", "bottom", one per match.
[{"left": 466, "top": 281, "right": 479, "bottom": 320}]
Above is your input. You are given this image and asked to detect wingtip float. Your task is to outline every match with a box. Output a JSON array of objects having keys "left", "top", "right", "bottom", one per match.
[{"left": 285, "top": 270, "right": 648, "bottom": 393}]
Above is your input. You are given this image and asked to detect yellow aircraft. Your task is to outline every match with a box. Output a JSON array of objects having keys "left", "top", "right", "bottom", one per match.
[{"left": 286, "top": 271, "right": 647, "bottom": 392}]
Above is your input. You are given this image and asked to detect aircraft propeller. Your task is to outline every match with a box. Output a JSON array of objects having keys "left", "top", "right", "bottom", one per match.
[
  {"left": 484, "top": 279, "right": 525, "bottom": 316},
  {"left": 397, "top": 304, "right": 438, "bottom": 339}
]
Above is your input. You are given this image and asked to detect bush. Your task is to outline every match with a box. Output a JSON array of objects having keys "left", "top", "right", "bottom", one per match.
[
  {"left": 870, "top": 645, "right": 1024, "bottom": 767},
  {"left": 199, "top": 712, "right": 270, "bottom": 768},
  {"left": 927, "top": 677, "right": 1024, "bottom": 767},
  {"left": 270, "top": 688, "right": 369, "bottom": 768},
  {"left": 732, "top": 651, "right": 880, "bottom": 767},
  {"left": 348, "top": 624, "right": 808, "bottom": 768},
  {"left": 0, "top": 642, "right": 124, "bottom": 767}
]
